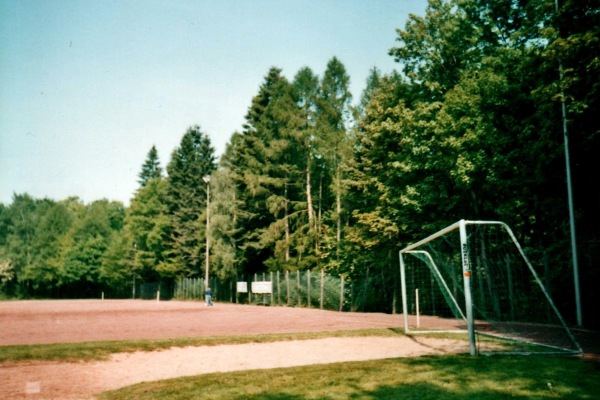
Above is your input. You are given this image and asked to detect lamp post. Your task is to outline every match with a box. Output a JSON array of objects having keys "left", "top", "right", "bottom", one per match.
[
  {"left": 132, "top": 243, "right": 137, "bottom": 299},
  {"left": 554, "top": 0, "right": 581, "bottom": 327},
  {"left": 203, "top": 175, "right": 211, "bottom": 286}
]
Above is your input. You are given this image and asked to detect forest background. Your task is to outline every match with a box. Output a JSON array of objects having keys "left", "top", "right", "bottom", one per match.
[{"left": 1, "top": 0, "right": 598, "bottom": 329}]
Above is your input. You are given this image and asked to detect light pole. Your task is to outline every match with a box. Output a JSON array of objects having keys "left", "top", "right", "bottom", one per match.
[
  {"left": 555, "top": 0, "right": 581, "bottom": 327},
  {"left": 132, "top": 243, "right": 136, "bottom": 299},
  {"left": 203, "top": 175, "right": 211, "bottom": 286}
]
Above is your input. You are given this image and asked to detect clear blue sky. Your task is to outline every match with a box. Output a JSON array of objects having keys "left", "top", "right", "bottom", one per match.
[{"left": 1, "top": 0, "right": 428, "bottom": 206}]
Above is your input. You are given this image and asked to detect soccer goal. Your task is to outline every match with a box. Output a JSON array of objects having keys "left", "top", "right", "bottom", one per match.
[{"left": 399, "top": 219, "right": 582, "bottom": 356}]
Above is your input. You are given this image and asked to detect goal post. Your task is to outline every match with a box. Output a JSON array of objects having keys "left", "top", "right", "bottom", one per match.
[{"left": 399, "top": 219, "right": 582, "bottom": 356}]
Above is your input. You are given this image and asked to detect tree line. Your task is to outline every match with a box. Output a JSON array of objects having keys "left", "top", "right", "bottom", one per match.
[{"left": 1, "top": 0, "right": 598, "bottom": 327}]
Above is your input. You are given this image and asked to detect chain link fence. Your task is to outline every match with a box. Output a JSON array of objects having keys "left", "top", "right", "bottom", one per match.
[{"left": 172, "top": 267, "right": 402, "bottom": 314}]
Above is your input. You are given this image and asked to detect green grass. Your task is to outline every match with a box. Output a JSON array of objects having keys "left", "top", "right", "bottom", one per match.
[
  {"left": 0, "top": 328, "right": 403, "bottom": 363},
  {"left": 4, "top": 329, "right": 597, "bottom": 399},
  {"left": 0, "top": 328, "right": 569, "bottom": 363},
  {"left": 98, "top": 355, "right": 600, "bottom": 400}
]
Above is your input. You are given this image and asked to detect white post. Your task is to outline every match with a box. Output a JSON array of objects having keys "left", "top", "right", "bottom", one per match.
[
  {"left": 416, "top": 288, "right": 420, "bottom": 328},
  {"left": 399, "top": 252, "right": 409, "bottom": 332},
  {"left": 459, "top": 219, "right": 477, "bottom": 355},
  {"left": 554, "top": 0, "right": 582, "bottom": 327},
  {"left": 203, "top": 175, "right": 211, "bottom": 286},
  {"left": 156, "top": 290, "right": 160, "bottom": 302}
]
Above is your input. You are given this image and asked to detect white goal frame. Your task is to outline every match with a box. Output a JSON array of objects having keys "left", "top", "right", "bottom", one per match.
[{"left": 399, "top": 219, "right": 582, "bottom": 356}]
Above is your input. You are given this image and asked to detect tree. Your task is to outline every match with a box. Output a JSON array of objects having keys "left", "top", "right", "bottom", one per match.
[
  {"left": 389, "top": 0, "right": 477, "bottom": 101},
  {"left": 207, "top": 166, "right": 241, "bottom": 280},
  {"left": 118, "top": 177, "right": 171, "bottom": 287},
  {"left": 138, "top": 145, "right": 163, "bottom": 187},
  {"left": 315, "top": 57, "right": 353, "bottom": 273},
  {"left": 57, "top": 200, "right": 125, "bottom": 297},
  {"left": 28, "top": 200, "right": 74, "bottom": 294},
  {"left": 291, "top": 66, "right": 321, "bottom": 268},
  {"left": 3, "top": 194, "right": 37, "bottom": 294},
  {"left": 165, "top": 125, "right": 217, "bottom": 278},
  {"left": 228, "top": 68, "right": 287, "bottom": 274}
]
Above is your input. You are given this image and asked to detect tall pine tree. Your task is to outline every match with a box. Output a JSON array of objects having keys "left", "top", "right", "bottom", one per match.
[
  {"left": 165, "top": 126, "right": 216, "bottom": 278},
  {"left": 316, "top": 57, "right": 353, "bottom": 273},
  {"left": 138, "top": 145, "right": 163, "bottom": 187}
]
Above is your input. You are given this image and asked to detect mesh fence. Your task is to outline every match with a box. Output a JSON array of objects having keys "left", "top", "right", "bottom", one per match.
[{"left": 172, "top": 268, "right": 402, "bottom": 313}]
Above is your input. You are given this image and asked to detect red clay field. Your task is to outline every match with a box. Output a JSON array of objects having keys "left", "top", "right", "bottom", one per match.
[{"left": 0, "top": 299, "right": 408, "bottom": 346}]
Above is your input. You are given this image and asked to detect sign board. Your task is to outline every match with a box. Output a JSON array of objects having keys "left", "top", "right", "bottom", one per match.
[
  {"left": 236, "top": 281, "right": 248, "bottom": 293},
  {"left": 252, "top": 281, "right": 273, "bottom": 294}
]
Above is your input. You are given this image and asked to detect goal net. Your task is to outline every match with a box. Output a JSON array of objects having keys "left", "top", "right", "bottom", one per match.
[{"left": 399, "top": 220, "right": 581, "bottom": 355}]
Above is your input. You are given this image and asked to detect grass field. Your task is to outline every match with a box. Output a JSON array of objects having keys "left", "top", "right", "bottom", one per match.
[
  {"left": 98, "top": 352, "right": 600, "bottom": 400},
  {"left": 5, "top": 330, "right": 598, "bottom": 399},
  {"left": 0, "top": 329, "right": 402, "bottom": 363},
  {"left": 4, "top": 330, "right": 598, "bottom": 399}
]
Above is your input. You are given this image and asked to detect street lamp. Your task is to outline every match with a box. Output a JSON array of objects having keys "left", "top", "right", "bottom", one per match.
[
  {"left": 554, "top": 0, "right": 581, "bottom": 326},
  {"left": 203, "top": 175, "right": 211, "bottom": 286},
  {"left": 132, "top": 243, "right": 136, "bottom": 299}
]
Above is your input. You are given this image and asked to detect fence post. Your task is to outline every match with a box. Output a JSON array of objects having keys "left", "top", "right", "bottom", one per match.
[
  {"left": 320, "top": 269, "right": 324, "bottom": 310},
  {"left": 297, "top": 270, "right": 301, "bottom": 306},
  {"left": 286, "top": 271, "right": 290, "bottom": 306},
  {"left": 276, "top": 271, "right": 280, "bottom": 305},
  {"left": 351, "top": 281, "right": 355, "bottom": 311},
  {"left": 363, "top": 266, "right": 370, "bottom": 312},
  {"left": 235, "top": 275, "right": 239, "bottom": 304},
  {"left": 307, "top": 270, "right": 311, "bottom": 308},
  {"left": 269, "top": 271, "right": 274, "bottom": 306},
  {"left": 339, "top": 275, "right": 345, "bottom": 311}
]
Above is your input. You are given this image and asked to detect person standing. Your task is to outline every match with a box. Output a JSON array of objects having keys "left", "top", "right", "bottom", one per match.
[{"left": 205, "top": 286, "right": 214, "bottom": 306}]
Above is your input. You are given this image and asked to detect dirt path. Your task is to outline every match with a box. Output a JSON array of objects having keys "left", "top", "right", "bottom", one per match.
[{"left": 1, "top": 335, "right": 469, "bottom": 400}]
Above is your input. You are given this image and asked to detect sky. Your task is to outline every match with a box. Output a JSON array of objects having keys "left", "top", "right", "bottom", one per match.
[{"left": 0, "top": 0, "right": 428, "bottom": 206}]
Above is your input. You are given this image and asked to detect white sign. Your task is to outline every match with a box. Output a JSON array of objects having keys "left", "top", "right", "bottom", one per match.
[
  {"left": 252, "top": 281, "right": 273, "bottom": 294},
  {"left": 236, "top": 281, "right": 248, "bottom": 293}
]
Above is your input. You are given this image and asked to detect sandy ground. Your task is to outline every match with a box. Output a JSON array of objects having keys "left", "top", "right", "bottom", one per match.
[
  {"left": 1, "top": 335, "right": 469, "bottom": 400},
  {"left": 1, "top": 300, "right": 596, "bottom": 400}
]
